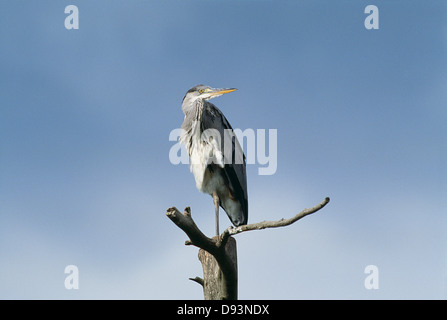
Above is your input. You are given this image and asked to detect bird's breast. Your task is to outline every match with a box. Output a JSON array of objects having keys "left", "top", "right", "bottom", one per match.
[
  {"left": 186, "top": 123, "right": 224, "bottom": 193},
  {"left": 189, "top": 142, "right": 224, "bottom": 193}
]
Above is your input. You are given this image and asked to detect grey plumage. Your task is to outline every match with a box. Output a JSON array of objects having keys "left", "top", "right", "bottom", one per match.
[{"left": 179, "top": 85, "right": 248, "bottom": 234}]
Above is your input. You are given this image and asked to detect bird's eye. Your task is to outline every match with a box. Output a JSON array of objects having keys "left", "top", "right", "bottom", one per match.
[{"left": 199, "top": 89, "right": 204, "bottom": 94}]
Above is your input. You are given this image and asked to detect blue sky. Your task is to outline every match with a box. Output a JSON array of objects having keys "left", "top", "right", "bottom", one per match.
[{"left": 0, "top": 0, "right": 446, "bottom": 299}]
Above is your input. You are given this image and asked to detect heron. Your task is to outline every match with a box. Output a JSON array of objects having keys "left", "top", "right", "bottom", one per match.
[{"left": 179, "top": 84, "right": 248, "bottom": 236}]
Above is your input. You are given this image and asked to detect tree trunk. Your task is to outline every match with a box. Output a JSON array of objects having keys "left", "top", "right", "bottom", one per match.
[{"left": 198, "top": 236, "right": 237, "bottom": 300}]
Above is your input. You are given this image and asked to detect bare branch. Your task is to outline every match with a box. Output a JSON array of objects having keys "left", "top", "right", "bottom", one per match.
[
  {"left": 165, "top": 207, "right": 217, "bottom": 254},
  {"left": 166, "top": 197, "right": 330, "bottom": 250},
  {"left": 189, "top": 276, "right": 204, "bottom": 287},
  {"left": 220, "top": 197, "right": 330, "bottom": 243}
]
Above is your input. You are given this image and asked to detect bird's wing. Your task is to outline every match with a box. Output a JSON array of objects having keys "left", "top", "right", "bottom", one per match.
[{"left": 201, "top": 103, "right": 248, "bottom": 219}]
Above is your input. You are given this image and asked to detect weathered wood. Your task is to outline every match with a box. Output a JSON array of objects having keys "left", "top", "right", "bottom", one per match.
[
  {"left": 198, "top": 237, "right": 237, "bottom": 300},
  {"left": 198, "top": 248, "right": 221, "bottom": 299},
  {"left": 165, "top": 197, "right": 330, "bottom": 300}
]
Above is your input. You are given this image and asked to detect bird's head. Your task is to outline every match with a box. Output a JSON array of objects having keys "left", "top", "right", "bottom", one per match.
[{"left": 182, "top": 85, "right": 237, "bottom": 105}]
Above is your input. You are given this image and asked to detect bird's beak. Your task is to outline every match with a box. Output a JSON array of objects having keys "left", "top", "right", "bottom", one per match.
[{"left": 209, "top": 88, "right": 237, "bottom": 97}]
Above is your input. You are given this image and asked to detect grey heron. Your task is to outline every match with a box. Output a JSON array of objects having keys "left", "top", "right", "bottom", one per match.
[{"left": 179, "top": 84, "right": 248, "bottom": 235}]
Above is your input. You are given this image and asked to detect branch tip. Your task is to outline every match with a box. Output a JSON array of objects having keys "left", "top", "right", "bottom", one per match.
[
  {"left": 189, "top": 276, "right": 204, "bottom": 287},
  {"left": 165, "top": 207, "right": 178, "bottom": 218}
]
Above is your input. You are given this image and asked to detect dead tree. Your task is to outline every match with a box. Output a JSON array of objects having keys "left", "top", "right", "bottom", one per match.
[{"left": 165, "top": 197, "right": 330, "bottom": 300}]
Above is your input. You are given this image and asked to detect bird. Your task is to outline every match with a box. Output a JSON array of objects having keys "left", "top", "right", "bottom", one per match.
[{"left": 179, "top": 84, "right": 248, "bottom": 236}]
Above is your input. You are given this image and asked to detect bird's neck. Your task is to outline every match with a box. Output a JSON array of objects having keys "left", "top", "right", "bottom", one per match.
[
  {"left": 182, "top": 97, "right": 203, "bottom": 115},
  {"left": 180, "top": 100, "right": 204, "bottom": 154},
  {"left": 182, "top": 100, "right": 203, "bottom": 126}
]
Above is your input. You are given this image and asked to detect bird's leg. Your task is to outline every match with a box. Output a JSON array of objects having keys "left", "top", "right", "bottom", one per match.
[{"left": 212, "top": 192, "right": 219, "bottom": 236}]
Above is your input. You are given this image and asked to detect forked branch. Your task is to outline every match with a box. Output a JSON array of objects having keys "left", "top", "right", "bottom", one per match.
[
  {"left": 166, "top": 196, "right": 330, "bottom": 251},
  {"left": 165, "top": 196, "right": 330, "bottom": 300}
]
